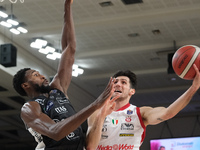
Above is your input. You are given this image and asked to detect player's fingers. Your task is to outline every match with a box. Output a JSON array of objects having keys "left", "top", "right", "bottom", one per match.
[
  {"left": 193, "top": 64, "right": 197, "bottom": 69},
  {"left": 193, "top": 64, "right": 200, "bottom": 77},
  {"left": 110, "top": 95, "right": 120, "bottom": 103},
  {"left": 111, "top": 102, "right": 116, "bottom": 110},
  {"left": 106, "top": 77, "right": 113, "bottom": 89}
]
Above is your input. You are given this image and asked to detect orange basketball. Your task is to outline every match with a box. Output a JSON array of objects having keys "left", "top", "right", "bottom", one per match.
[{"left": 172, "top": 45, "right": 200, "bottom": 80}]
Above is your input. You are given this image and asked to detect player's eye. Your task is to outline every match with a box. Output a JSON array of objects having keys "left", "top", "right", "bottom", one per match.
[{"left": 34, "top": 73, "right": 39, "bottom": 76}]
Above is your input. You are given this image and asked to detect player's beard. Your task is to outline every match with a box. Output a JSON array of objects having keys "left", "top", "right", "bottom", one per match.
[{"left": 35, "top": 84, "right": 51, "bottom": 94}]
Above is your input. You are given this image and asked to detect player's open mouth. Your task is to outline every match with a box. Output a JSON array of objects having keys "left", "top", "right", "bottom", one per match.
[{"left": 114, "top": 90, "right": 122, "bottom": 93}]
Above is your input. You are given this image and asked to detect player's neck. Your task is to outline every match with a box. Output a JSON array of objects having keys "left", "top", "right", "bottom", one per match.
[
  {"left": 27, "top": 91, "right": 49, "bottom": 99},
  {"left": 114, "top": 98, "right": 130, "bottom": 111}
]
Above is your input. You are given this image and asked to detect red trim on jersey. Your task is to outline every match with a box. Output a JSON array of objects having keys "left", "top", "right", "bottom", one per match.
[
  {"left": 116, "top": 103, "right": 130, "bottom": 111},
  {"left": 136, "top": 107, "right": 146, "bottom": 144}
]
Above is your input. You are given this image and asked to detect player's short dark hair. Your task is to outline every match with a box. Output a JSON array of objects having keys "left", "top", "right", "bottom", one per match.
[
  {"left": 13, "top": 68, "right": 31, "bottom": 96},
  {"left": 113, "top": 70, "right": 137, "bottom": 89}
]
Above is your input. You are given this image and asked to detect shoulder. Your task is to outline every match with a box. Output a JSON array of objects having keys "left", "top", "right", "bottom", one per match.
[
  {"left": 139, "top": 106, "right": 153, "bottom": 112},
  {"left": 139, "top": 106, "right": 153, "bottom": 119},
  {"left": 21, "top": 101, "right": 42, "bottom": 120},
  {"left": 21, "top": 101, "right": 40, "bottom": 110}
]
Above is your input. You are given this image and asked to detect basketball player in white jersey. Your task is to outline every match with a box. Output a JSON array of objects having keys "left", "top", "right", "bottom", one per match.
[{"left": 86, "top": 65, "right": 200, "bottom": 150}]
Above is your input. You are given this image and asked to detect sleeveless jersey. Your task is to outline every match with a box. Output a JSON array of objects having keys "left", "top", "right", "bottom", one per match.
[
  {"left": 28, "top": 89, "right": 86, "bottom": 150},
  {"left": 97, "top": 103, "right": 146, "bottom": 150}
]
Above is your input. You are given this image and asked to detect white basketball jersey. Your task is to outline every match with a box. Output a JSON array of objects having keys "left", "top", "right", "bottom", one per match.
[{"left": 97, "top": 103, "right": 146, "bottom": 150}]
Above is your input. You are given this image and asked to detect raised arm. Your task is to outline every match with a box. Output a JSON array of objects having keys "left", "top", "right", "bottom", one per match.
[
  {"left": 86, "top": 109, "right": 104, "bottom": 150},
  {"left": 141, "top": 64, "right": 200, "bottom": 126},
  {"left": 50, "top": 0, "right": 75, "bottom": 94},
  {"left": 21, "top": 77, "right": 117, "bottom": 141},
  {"left": 61, "top": 0, "right": 75, "bottom": 50}
]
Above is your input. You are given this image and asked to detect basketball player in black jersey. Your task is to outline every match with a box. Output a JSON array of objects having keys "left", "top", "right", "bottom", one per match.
[{"left": 12, "top": 0, "right": 119, "bottom": 149}]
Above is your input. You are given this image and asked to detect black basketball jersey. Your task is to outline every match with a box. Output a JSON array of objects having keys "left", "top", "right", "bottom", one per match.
[{"left": 31, "top": 89, "right": 86, "bottom": 150}]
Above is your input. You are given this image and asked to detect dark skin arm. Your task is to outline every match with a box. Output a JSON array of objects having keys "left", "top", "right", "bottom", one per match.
[
  {"left": 21, "top": 0, "right": 118, "bottom": 142},
  {"left": 50, "top": 0, "right": 76, "bottom": 96},
  {"left": 21, "top": 77, "right": 117, "bottom": 141},
  {"left": 21, "top": 0, "right": 75, "bottom": 141}
]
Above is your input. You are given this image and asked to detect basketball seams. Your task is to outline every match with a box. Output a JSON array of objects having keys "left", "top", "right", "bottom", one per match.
[
  {"left": 180, "top": 48, "right": 200, "bottom": 78},
  {"left": 173, "top": 47, "right": 194, "bottom": 75},
  {"left": 172, "top": 45, "right": 200, "bottom": 80}
]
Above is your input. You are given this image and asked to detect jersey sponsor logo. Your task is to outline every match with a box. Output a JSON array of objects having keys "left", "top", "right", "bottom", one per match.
[
  {"left": 119, "top": 133, "right": 134, "bottom": 137},
  {"left": 97, "top": 144, "right": 134, "bottom": 150},
  {"left": 121, "top": 123, "right": 134, "bottom": 130},
  {"left": 55, "top": 106, "right": 68, "bottom": 114},
  {"left": 56, "top": 97, "right": 69, "bottom": 104},
  {"left": 101, "top": 125, "right": 108, "bottom": 139},
  {"left": 45, "top": 101, "right": 54, "bottom": 112},
  {"left": 66, "top": 131, "right": 80, "bottom": 141},
  {"left": 101, "top": 134, "right": 108, "bottom": 139},
  {"left": 112, "top": 118, "right": 119, "bottom": 125},
  {"left": 28, "top": 128, "right": 43, "bottom": 143},
  {"left": 50, "top": 89, "right": 70, "bottom": 104},
  {"left": 50, "top": 89, "right": 58, "bottom": 93},
  {"left": 53, "top": 119, "right": 60, "bottom": 123},
  {"left": 66, "top": 132, "right": 74, "bottom": 140},
  {"left": 35, "top": 98, "right": 45, "bottom": 105},
  {"left": 113, "top": 144, "right": 118, "bottom": 150},
  {"left": 49, "top": 95, "right": 55, "bottom": 99},
  {"left": 127, "top": 109, "right": 133, "bottom": 115},
  {"left": 125, "top": 116, "right": 131, "bottom": 122},
  {"left": 102, "top": 124, "right": 107, "bottom": 132},
  {"left": 104, "top": 117, "right": 109, "bottom": 123},
  {"left": 97, "top": 145, "right": 112, "bottom": 150}
]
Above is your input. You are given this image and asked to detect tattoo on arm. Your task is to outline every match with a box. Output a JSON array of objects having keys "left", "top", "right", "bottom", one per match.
[{"left": 157, "top": 118, "right": 163, "bottom": 121}]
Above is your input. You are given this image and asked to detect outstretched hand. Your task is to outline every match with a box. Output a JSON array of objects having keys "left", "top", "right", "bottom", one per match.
[
  {"left": 99, "top": 94, "right": 117, "bottom": 118},
  {"left": 192, "top": 64, "right": 200, "bottom": 90},
  {"left": 95, "top": 77, "right": 119, "bottom": 111}
]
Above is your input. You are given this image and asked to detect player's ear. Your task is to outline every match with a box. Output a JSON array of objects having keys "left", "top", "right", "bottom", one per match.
[
  {"left": 21, "top": 82, "right": 29, "bottom": 89},
  {"left": 129, "top": 89, "right": 135, "bottom": 96}
]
